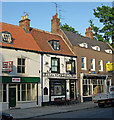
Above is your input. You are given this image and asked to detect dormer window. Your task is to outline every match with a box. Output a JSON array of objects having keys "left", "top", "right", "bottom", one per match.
[
  {"left": 79, "top": 43, "right": 88, "bottom": 48},
  {"left": 91, "top": 46, "right": 100, "bottom": 51},
  {"left": 105, "top": 49, "right": 112, "bottom": 54},
  {"left": 1, "top": 31, "right": 12, "bottom": 44},
  {"left": 48, "top": 40, "right": 60, "bottom": 50}
]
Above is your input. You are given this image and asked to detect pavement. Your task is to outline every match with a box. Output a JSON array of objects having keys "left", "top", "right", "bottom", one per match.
[{"left": 3, "top": 101, "right": 98, "bottom": 119}]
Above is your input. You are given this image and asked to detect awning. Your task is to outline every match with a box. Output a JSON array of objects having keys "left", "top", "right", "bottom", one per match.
[{"left": 83, "top": 74, "right": 111, "bottom": 79}]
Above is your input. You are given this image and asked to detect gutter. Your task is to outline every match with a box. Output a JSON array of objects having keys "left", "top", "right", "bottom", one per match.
[{"left": 1, "top": 46, "right": 77, "bottom": 58}]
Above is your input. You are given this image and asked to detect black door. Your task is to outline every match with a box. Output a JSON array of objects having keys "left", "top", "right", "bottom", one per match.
[
  {"left": 9, "top": 86, "right": 16, "bottom": 108},
  {"left": 70, "top": 80, "right": 75, "bottom": 99}
]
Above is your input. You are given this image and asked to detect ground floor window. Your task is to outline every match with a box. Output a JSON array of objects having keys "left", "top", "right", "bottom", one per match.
[
  {"left": 0, "top": 84, "right": 7, "bottom": 102},
  {"left": 18, "top": 83, "right": 37, "bottom": 101},
  {"left": 50, "top": 80, "right": 65, "bottom": 96},
  {"left": 83, "top": 79, "right": 92, "bottom": 96},
  {"left": 93, "top": 79, "right": 104, "bottom": 94},
  {"left": 83, "top": 79, "right": 104, "bottom": 96}
]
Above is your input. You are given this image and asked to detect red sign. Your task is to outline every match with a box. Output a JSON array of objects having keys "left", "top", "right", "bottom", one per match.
[
  {"left": 12, "top": 78, "right": 20, "bottom": 82},
  {"left": 2, "top": 61, "right": 13, "bottom": 72}
]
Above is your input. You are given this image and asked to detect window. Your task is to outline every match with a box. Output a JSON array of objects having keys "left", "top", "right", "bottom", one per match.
[
  {"left": 50, "top": 80, "right": 65, "bottom": 96},
  {"left": 105, "top": 49, "right": 112, "bottom": 54},
  {"left": 83, "top": 79, "right": 92, "bottom": 96},
  {"left": 2, "top": 31, "right": 12, "bottom": 44},
  {"left": 0, "top": 84, "right": 7, "bottom": 102},
  {"left": 17, "top": 58, "right": 25, "bottom": 73},
  {"left": 81, "top": 57, "right": 86, "bottom": 70},
  {"left": 98, "top": 60, "right": 103, "bottom": 71},
  {"left": 44, "top": 87, "right": 48, "bottom": 95},
  {"left": 93, "top": 79, "right": 104, "bottom": 94},
  {"left": 91, "top": 59, "right": 95, "bottom": 71},
  {"left": 49, "top": 40, "right": 60, "bottom": 50},
  {"left": 51, "top": 58, "right": 60, "bottom": 73},
  {"left": 66, "top": 60, "right": 76, "bottom": 74},
  {"left": 18, "top": 83, "right": 37, "bottom": 101},
  {"left": 79, "top": 43, "right": 88, "bottom": 48},
  {"left": 91, "top": 46, "right": 100, "bottom": 51}
]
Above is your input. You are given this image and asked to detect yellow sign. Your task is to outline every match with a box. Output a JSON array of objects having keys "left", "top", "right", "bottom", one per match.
[{"left": 106, "top": 63, "right": 114, "bottom": 71}]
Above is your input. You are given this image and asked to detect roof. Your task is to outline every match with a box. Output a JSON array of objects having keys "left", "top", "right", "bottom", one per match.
[
  {"left": 0, "top": 22, "right": 42, "bottom": 52},
  {"left": 62, "top": 30, "right": 112, "bottom": 52},
  {"left": 30, "top": 28, "right": 75, "bottom": 56}
]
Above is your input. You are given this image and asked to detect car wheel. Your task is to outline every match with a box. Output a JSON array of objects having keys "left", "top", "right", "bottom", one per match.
[{"left": 98, "top": 103, "right": 105, "bottom": 108}]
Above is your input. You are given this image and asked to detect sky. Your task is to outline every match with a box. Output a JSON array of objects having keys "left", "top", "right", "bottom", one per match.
[{"left": 1, "top": 1, "right": 113, "bottom": 36}]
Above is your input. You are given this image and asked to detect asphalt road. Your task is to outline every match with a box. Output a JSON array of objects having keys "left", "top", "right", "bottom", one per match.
[{"left": 14, "top": 106, "right": 114, "bottom": 120}]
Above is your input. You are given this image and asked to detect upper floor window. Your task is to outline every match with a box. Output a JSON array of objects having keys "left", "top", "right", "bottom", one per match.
[
  {"left": 91, "top": 46, "right": 100, "bottom": 51},
  {"left": 51, "top": 58, "right": 60, "bottom": 73},
  {"left": 91, "top": 58, "right": 95, "bottom": 71},
  {"left": 98, "top": 60, "right": 103, "bottom": 71},
  {"left": 105, "top": 49, "right": 112, "bottom": 54},
  {"left": 81, "top": 57, "right": 86, "bottom": 70},
  {"left": 1, "top": 31, "right": 12, "bottom": 44},
  {"left": 79, "top": 43, "right": 88, "bottom": 48},
  {"left": 66, "top": 60, "right": 76, "bottom": 74},
  {"left": 17, "top": 58, "right": 25, "bottom": 73},
  {"left": 49, "top": 40, "right": 60, "bottom": 50}
]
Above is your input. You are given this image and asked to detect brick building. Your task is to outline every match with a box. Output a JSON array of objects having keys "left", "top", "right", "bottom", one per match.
[{"left": 51, "top": 13, "right": 113, "bottom": 102}]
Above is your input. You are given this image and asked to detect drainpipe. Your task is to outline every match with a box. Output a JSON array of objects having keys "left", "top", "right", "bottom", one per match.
[{"left": 41, "top": 53, "right": 43, "bottom": 106}]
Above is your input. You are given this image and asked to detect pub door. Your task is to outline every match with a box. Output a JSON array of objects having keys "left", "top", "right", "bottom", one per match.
[{"left": 70, "top": 80, "right": 75, "bottom": 99}]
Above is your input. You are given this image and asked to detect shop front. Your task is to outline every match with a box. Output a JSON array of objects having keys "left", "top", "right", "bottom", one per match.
[
  {"left": 80, "top": 73, "right": 112, "bottom": 102},
  {"left": 0, "top": 76, "right": 40, "bottom": 110},
  {"left": 43, "top": 72, "right": 77, "bottom": 105}
]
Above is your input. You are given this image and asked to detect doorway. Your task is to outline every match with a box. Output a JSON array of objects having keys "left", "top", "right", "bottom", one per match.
[
  {"left": 9, "top": 85, "right": 16, "bottom": 108},
  {"left": 70, "top": 80, "right": 75, "bottom": 99}
]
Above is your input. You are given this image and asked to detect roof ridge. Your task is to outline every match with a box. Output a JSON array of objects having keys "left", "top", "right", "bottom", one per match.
[
  {"left": 1, "top": 22, "right": 20, "bottom": 28},
  {"left": 63, "top": 30, "right": 108, "bottom": 45},
  {"left": 31, "top": 27, "right": 62, "bottom": 37}
]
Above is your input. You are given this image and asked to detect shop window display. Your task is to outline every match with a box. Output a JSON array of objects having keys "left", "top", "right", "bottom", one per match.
[{"left": 50, "top": 80, "right": 65, "bottom": 96}]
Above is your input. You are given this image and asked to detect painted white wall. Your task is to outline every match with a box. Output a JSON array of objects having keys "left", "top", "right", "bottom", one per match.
[
  {"left": 1, "top": 48, "right": 41, "bottom": 77},
  {"left": 43, "top": 54, "right": 77, "bottom": 102},
  {"left": 1, "top": 48, "right": 42, "bottom": 110}
]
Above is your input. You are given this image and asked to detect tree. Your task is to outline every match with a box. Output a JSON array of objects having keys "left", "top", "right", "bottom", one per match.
[
  {"left": 89, "top": 5, "right": 114, "bottom": 47},
  {"left": 60, "top": 23, "right": 81, "bottom": 35}
]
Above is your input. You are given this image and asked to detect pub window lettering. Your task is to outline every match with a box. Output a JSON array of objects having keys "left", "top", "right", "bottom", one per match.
[{"left": 17, "top": 58, "right": 25, "bottom": 73}]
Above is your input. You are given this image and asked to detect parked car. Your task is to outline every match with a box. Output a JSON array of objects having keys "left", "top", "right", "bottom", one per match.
[{"left": 0, "top": 113, "right": 13, "bottom": 120}]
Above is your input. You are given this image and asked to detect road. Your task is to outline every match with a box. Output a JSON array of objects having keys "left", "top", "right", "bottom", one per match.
[{"left": 14, "top": 106, "right": 113, "bottom": 120}]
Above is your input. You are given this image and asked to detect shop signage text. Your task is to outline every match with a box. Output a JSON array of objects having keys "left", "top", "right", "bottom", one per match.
[
  {"left": 12, "top": 78, "right": 21, "bottom": 82},
  {"left": 43, "top": 72, "right": 76, "bottom": 78}
]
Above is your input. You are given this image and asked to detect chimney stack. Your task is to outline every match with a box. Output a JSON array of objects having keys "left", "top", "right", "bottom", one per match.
[
  {"left": 85, "top": 27, "right": 93, "bottom": 39},
  {"left": 19, "top": 14, "right": 30, "bottom": 32},
  {"left": 51, "top": 13, "right": 60, "bottom": 34}
]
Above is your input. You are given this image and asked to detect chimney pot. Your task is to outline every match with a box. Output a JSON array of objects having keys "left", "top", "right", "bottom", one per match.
[
  {"left": 24, "top": 16, "right": 26, "bottom": 19},
  {"left": 51, "top": 13, "right": 60, "bottom": 33},
  {"left": 21, "top": 16, "right": 23, "bottom": 20},
  {"left": 25, "top": 14, "right": 28, "bottom": 19},
  {"left": 19, "top": 14, "right": 30, "bottom": 32},
  {"left": 85, "top": 27, "right": 93, "bottom": 39}
]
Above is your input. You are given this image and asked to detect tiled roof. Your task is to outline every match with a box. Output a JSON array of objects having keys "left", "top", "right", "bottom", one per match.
[
  {"left": 0, "top": 22, "right": 42, "bottom": 52},
  {"left": 30, "top": 28, "right": 75, "bottom": 56},
  {"left": 63, "top": 30, "right": 112, "bottom": 52}
]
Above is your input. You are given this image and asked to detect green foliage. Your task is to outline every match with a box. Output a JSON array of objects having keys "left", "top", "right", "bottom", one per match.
[
  {"left": 89, "top": 5, "right": 114, "bottom": 46},
  {"left": 60, "top": 23, "right": 81, "bottom": 35}
]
